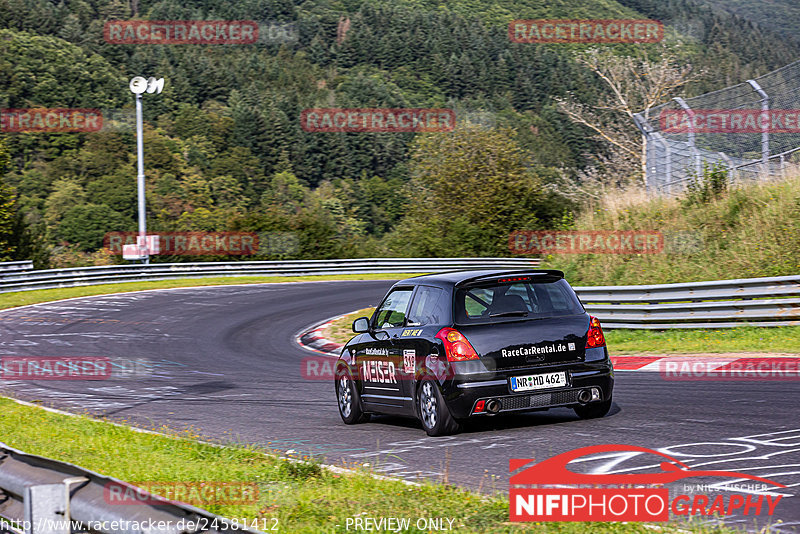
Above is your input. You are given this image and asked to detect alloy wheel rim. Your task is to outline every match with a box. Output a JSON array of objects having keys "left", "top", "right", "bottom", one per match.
[
  {"left": 420, "top": 382, "right": 437, "bottom": 429},
  {"left": 338, "top": 376, "right": 352, "bottom": 418}
]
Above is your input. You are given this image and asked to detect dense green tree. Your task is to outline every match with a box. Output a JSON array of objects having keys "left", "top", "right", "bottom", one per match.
[
  {"left": 44, "top": 180, "right": 87, "bottom": 224},
  {"left": 0, "top": 138, "right": 15, "bottom": 259},
  {"left": 390, "top": 125, "right": 570, "bottom": 256},
  {"left": 2, "top": 0, "right": 799, "bottom": 264},
  {"left": 54, "top": 204, "right": 127, "bottom": 251}
]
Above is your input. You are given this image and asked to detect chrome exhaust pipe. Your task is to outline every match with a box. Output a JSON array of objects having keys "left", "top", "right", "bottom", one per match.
[
  {"left": 485, "top": 399, "right": 501, "bottom": 414},
  {"left": 577, "top": 389, "right": 592, "bottom": 404}
]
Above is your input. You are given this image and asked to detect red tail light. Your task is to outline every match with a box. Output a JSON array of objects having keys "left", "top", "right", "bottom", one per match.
[
  {"left": 586, "top": 316, "right": 606, "bottom": 348},
  {"left": 435, "top": 327, "right": 480, "bottom": 361}
]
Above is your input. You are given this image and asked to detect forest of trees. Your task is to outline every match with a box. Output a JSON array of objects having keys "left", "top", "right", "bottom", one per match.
[{"left": 1, "top": 0, "right": 798, "bottom": 266}]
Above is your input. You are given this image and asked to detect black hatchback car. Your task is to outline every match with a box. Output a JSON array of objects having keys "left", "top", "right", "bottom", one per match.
[{"left": 334, "top": 270, "right": 614, "bottom": 436}]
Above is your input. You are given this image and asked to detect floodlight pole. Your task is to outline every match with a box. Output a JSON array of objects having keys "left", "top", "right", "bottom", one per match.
[
  {"left": 129, "top": 76, "right": 163, "bottom": 263},
  {"left": 134, "top": 92, "right": 148, "bottom": 264}
]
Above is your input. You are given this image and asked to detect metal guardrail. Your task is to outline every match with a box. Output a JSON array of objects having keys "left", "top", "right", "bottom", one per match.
[
  {"left": 575, "top": 275, "right": 800, "bottom": 329},
  {"left": 0, "top": 261, "right": 33, "bottom": 274},
  {"left": 0, "top": 442, "right": 263, "bottom": 534},
  {"left": 0, "top": 258, "right": 540, "bottom": 294},
  {"left": 0, "top": 259, "right": 797, "bottom": 328}
]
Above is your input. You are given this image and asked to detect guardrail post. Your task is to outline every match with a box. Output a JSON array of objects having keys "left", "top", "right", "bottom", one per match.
[{"left": 24, "top": 477, "right": 86, "bottom": 534}]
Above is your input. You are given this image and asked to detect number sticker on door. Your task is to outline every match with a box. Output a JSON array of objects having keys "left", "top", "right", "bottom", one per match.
[{"left": 403, "top": 349, "right": 415, "bottom": 373}]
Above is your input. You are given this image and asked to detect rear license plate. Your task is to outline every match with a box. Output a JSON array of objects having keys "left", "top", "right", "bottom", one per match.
[{"left": 510, "top": 372, "right": 566, "bottom": 392}]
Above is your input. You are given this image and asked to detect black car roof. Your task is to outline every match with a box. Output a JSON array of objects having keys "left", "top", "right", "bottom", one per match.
[{"left": 395, "top": 269, "right": 565, "bottom": 289}]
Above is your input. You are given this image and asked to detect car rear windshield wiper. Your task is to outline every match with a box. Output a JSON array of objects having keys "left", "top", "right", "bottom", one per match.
[{"left": 489, "top": 310, "right": 529, "bottom": 318}]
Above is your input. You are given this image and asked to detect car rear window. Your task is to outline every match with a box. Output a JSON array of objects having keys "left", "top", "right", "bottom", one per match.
[{"left": 455, "top": 279, "right": 583, "bottom": 324}]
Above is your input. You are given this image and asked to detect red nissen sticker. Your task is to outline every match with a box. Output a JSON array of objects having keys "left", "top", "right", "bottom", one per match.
[
  {"left": 104, "top": 232, "right": 259, "bottom": 255},
  {"left": 509, "top": 19, "right": 663, "bottom": 43},
  {"left": 1, "top": 357, "right": 112, "bottom": 380},
  {"left": 510, "top": 488, "right": 670, "bottom": 522},
  {"left": 660, "top": 109, "right": 800, "bottom": 133},
  {"left": 300, "top": 108, "right": 456, "bottom": 133},
  {"left": 104, "top": 481, "right": 258, "bottom": 505},
  {"left": 510, "top": 230, "right": 664, "bottom": 255},
  {"left": 1, "top": 109, "right": 102, "bottom": 132},
  {"left": 660, "top": 358, "right": 800, "bottom": 381},
  {"left": 104, "top": 20, "right": 258, "bottom": 44}
]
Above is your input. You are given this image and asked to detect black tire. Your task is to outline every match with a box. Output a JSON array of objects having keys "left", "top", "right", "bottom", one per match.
[
  {"left": 335, "top": 368, "right": 370, "bottom": 424},
  {"left": 573, "top": 398, "right": 612, "bottom": 419},
  {"left": 417, "top": 378, "right": 461, "bottom": 436}
]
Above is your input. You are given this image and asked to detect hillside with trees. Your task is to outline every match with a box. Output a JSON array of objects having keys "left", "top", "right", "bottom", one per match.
[
  {"left": 695, "top": 0, "right": 800, "bottom": 42},
  {"left": 1, "top": 0, "right": 798, "bottom": 267}
]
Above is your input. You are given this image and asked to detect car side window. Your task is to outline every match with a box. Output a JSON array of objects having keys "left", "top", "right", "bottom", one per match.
[
  {"left": 407, "top": 286, "right": 448, "bottom": 326},
  {"left": 373, "top": 288, "right": 413, "bottom": 329}
]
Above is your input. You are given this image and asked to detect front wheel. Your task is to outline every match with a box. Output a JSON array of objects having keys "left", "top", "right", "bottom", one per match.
[
  {"left": 573, "top": 398, "right": 612, "bottom": 419},
  {"left": 335, "top": 369, "right": 370, "bottom": 424},
  {"left": 417, "top": 378, "right": 461, "bottom": 436}
]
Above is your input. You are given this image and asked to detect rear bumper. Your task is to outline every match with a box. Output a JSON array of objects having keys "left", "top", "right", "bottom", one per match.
[{"left": 442, "top": 360, "right": 613, "bottom": 419}]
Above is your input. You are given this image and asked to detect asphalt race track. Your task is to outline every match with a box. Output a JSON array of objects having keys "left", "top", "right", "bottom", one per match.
[{"left": 0, "top": 281, "right": 798, "bottom": 532}]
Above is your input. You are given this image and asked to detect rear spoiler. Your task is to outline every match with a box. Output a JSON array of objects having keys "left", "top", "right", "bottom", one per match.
[{"left": 454, "top": 270, "right": 565, "bottom": 288}]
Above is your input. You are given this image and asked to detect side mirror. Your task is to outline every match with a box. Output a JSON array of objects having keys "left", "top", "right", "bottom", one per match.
[{"left": 352, "top": 317, "right": 371, "bottom": 333}]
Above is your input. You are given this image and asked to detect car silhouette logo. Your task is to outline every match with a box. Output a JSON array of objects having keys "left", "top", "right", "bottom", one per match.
[{"left": 510, "top": 444, "right": 786, "bottom": 488}]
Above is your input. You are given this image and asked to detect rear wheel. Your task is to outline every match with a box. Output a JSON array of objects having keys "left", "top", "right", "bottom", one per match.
[
  {"left": 335, "top": 369, "right": 370, "bottom": 424},
  {"left": 573, "top": 398, "right": 612, "bottom": 419},
  {"left": 417, "top": 378, "right": 461, "bottom": 436}
]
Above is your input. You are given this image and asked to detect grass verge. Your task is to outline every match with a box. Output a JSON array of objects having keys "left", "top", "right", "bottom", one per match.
[
  {"left": 539, "top": 174, "right": 800, "bottom": 285},
  {"left": 605, "top": 326, "right": 800, "bottom": 354},
  {"left": 0, "top": 398, "right": 737, "bottom": 533},
  {"left": 323, "top": 308, "right": 800, "bottom": 354},
  {"left": 322, "top": 307, "right": 375, "bottom": 344}
]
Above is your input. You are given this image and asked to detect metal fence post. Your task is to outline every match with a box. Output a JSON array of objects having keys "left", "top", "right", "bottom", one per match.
[
  {"left": 747, "top": 79, "right": 770, "bottom": 167},
  {"left": 653, "top": 133, "right": 672, "bottom": 195},
  {"left": 672, "top": 97, "right": 702, "bottom": 178}
]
